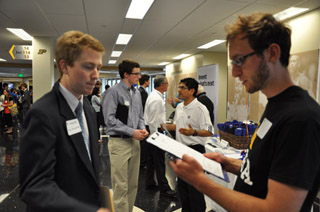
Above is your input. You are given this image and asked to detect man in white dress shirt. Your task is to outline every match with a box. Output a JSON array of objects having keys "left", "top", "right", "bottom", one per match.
[{"left": 144, "top": 75, "right": 177, "bottom": 198}]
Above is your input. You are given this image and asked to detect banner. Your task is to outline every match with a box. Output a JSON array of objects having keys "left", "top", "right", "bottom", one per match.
[{"left": 197, "top": 64, "right": 219, "bottom": 133}]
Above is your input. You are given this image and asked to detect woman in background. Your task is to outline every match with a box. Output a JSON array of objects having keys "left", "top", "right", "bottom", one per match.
[
  {"left": 91, "top": 87, "right": 103, "bottom": 129},
  {"left": 1, "top": 89, "right": 14, "bottom": 134}
]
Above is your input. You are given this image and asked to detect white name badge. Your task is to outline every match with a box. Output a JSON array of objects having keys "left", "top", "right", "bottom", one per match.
[
  {"left": 124, "top": 100, "right": 130, "bottom": 107},
  {"left": 257, "top": 118, "right": 272, "bottom": 139},
  {"left": 66, "top": 119, "right": 82, "bottom": 136}
]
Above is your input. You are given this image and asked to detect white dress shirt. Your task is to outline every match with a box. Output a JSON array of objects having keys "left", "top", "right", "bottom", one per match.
[
  {"left": 144, "top": 89, "right": 166, "bottom": 134},
  {"left": 59, "top": 83, "right": 91, "bottom": 159}
]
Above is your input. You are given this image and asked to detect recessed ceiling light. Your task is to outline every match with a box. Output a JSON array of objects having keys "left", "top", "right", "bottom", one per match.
[
  {"left": 6, "top": 28, "right": 33, "bottom": 41},
  {"left": 198, "top": 39, "right": 226, "bottom": 49},
  {"left": 111, "top": 51, "right": 122, "bottom": 57},
  {"left": 126, "top": 0, "right": 154, "bottom": 19},
  {"left": 173, "top": 54, "right": 190, "bottom": 60},
  {"left": 274, "top": 7, "right": 309, "bottom": 21},
  {"left": 158, "top": 62, "right": 170, "bottom": 66},
  {"left": 116, "top": 34, "right": 133, "bottom": 45},
  {"left": 108, "top": 60, "right": 117, "bottom": 64},
  {"left": 0, "top": 58, "right": 7, "bottom": 62}
]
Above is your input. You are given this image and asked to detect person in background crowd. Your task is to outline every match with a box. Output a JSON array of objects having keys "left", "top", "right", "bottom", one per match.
[
  {"left": 144, "top": 75, "right": 177, "bottom": 198},
  {"left": 101, "top": 84, "right": 110, "bottom": 99},
  {"left": 96, "top": 81, "right": 102, "bottom": 89},
  {"left": 0, "top": 83, "right": 8, "bottom": 96},
  {"left": 100, "top": 84, "right": 110, "bottom": 127},
  {"left": 10, "top": 88, "right": 18, "bottom": 104},
  {"left": 91, "top": 86, "right": 104, "bottom": 131},
  {"left": 197, "top": 84, "right": 214, "bottom": 126},
  {"left": 102, "top": 59, "right": 148, "bottom": 212},
  {"left": 19, "top": 30, "right": 108, "bottom": 212},
  {"left": 1, "top": 89, "right": 14, "bottom": 134},
  {"left": 0, "top": 91, "right": 4, "bottom": 130},
  {"left": 170, "top": 12, "right": 320, "bottom": 212},
  {"left": 29, "top": 86, "right": 33, "bottom": 104},
  {"left": 20, "top": 83, "right": 30, "bottom": 121},
  {"left": 138, "top": 74, "right": 150, "bottom": 112},
  {"left": 138, "top": 74, "right": 150, "bottom": 168},
  {"left": 165, "top": 77, "right": 213, "bottom": 212},
  {"left": 167, "top": 94, "right": 183, "bottom": 108}
]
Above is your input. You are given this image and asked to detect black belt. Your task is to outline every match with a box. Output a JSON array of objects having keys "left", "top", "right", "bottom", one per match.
[{"left": 110, "top": 134, "right": 131, "bottom": 138}]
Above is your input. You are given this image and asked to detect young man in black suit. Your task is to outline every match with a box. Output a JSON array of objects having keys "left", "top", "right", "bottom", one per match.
[{"left": 19, "top": 31, "right": 109, "bottom": 212}]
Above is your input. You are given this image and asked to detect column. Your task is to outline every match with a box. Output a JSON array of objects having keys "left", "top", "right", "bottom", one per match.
[{"left": 32, "top": 37, "right": 55, "bottom": 102}]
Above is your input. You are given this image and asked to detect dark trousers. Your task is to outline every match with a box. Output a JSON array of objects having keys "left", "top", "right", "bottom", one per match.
[
  {"left": 178, "top": 144, "right": 206, "bottom": 212},
  {"left": 140, "top": 138, "right": 148, "bottom": 167},
  {"left": 145, "top": 126, "right": 171, "bottom": 192},
  {"left": 4, "top": 113, "right": 13, "bottom": 128}
]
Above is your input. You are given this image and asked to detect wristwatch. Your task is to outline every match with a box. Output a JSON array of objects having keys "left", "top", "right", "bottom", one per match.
[{"left": 193, "top": 129, "right": 198, "bottom": 136}]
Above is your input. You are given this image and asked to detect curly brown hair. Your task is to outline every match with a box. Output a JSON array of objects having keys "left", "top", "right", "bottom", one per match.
[{"left": 226, "top": 13, "right": 291, "bottom": 67}]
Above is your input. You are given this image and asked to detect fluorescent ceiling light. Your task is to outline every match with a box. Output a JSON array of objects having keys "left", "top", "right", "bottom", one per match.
[
  {"left": 108, "top": 60, "right": 117, "bottom": 64},
  {"left": 0, "top": 58, "right": 7, "bottom": 62},
  {"left": 116, "top": 34, "right": 133, "bottom": 45},
  {"left": 198, "top": 39, "right": 226, "bottom": 49},
  {"left": 158, "top": 62, "right": 170, "bottom": 66},
  {"left": 126, "top": 0, "right": 154, "bottom": 19},
  {"left": 7, "top": 28, "right": 33, "bottom": 41},
  {"left": 100, "top": 70, "right": 118, "bottom": 74},
  {"left": 173, "top": 54, "right": 190, "bottom": 60},
  {"left": 274, "top": 7, "right": 309, "bottom": 21},
  {"left": 111, "top": 51, "right": 122, "bottom": 57}
]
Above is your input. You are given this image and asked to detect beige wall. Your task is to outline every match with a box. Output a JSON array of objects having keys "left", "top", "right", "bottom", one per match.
[
  {"left": 203, "top": 52, "right": 228, "bottom": 125},
  {"left": 165, "top": 51, "right": 228, "bottom": 128},
  {"left": 288, "top": 8, "right": 320, "bottom": 54},
  {"left": 287, "top": 8, "right": 320, "bottom": 102}
]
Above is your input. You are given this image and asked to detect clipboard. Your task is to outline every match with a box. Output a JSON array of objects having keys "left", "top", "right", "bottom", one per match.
[{"left": 147, "top": 132, "right": 230, "bottom": 182}]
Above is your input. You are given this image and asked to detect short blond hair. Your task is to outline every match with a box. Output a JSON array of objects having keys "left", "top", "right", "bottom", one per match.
[{"left": 55, "top": 31, "right": 105, "bottom": 76}]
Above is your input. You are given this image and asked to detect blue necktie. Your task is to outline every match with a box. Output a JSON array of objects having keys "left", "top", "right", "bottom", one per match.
[{"left": 75, "top": 102, "right": 91, "bottom": 161}]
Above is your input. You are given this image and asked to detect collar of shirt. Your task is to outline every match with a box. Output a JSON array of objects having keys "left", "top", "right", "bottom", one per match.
[
  {"left": 182, "top": 98, "right": 198, "bottom": 110},
  {"left": 59, "top": 82, "right": 84, "bottom": 115},
  {"left": 154, "top": 89, "right": 163, "bottom": 99},
  {"left": 139, "top": 86, "right": 145, "bottom": 91},
  {"left": 119, "top": 80, "right": 136, "bottom": 93}
]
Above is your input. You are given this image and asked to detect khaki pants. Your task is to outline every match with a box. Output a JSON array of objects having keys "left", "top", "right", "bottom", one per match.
[{"left": 108, "top": 137, "right": 140, "bottom": 212}]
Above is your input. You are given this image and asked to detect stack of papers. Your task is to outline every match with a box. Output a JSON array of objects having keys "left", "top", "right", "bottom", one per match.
[{"left": 147, "top": 132, "right": 229, "bottom": 182}]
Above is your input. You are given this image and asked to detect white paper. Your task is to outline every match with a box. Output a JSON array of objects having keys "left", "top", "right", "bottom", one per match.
[
  {"left": 147, "top": 132, "right": 227, "bottom": 181},
  {"left": 257, "top": 118, "right": 272, "bottom": 139},
  {"left": 66, "top": 119, "right": 81, "bottom": 136}
]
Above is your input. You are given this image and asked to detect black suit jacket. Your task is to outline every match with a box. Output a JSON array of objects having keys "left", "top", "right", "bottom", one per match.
[
  {"left": 138, "top": 86, "right": 148, "bottom": 112},
  {"left": 197, "top": 92, "right": 214, "bottom": 125},
  {"left": 19, "top": 81, "right": 101, "bottom": 212},
  {"left": 21, "top": 89, "right": 31, "bottom": 110}
]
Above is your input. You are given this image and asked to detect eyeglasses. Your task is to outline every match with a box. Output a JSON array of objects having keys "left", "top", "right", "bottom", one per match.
[
  {"left": 230, "top": 52, "right": 258, "bottom": 67},
  {"left": 130, "top": 72, "right": 141, "bottom": 76},
  {"left": 177, "top": 86, "right": 188, "bottom": 90}
]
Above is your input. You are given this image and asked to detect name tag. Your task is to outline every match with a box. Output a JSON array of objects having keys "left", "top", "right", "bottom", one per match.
[
  {"left": 66, "top": 119, "right": 82, "bottom": 136},
  {"left": 124, "top": 100, "right": 130, "bottom": 107},
  {"left": 257, "top": 118, "right": 272, "bottom": 139}
]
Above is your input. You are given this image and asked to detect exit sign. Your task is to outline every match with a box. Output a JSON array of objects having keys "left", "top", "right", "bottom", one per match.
[{"left": 18, "top": 73, "right": 24, "bottom": 77}]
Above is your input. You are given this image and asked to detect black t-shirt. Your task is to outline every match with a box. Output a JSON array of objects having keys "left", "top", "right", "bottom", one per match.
[{"left": 234, "top": 86, "right": 320, "bottom": 211}]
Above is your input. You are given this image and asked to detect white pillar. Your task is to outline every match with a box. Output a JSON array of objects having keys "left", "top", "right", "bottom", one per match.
[{"left": 32, "top": 37, "right": 55, "bottom": 102}]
